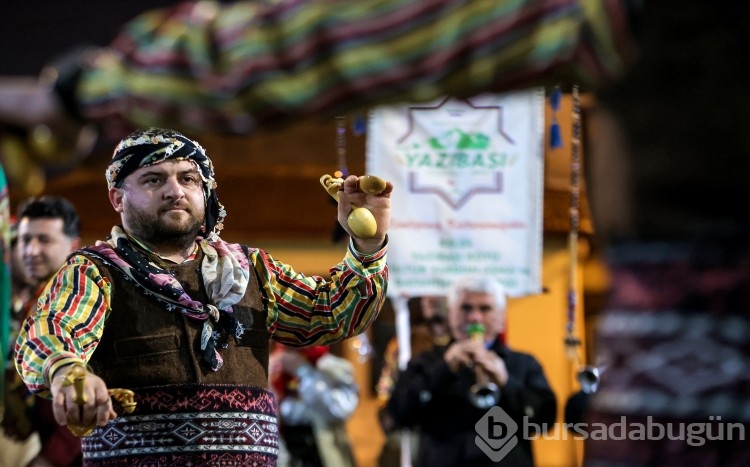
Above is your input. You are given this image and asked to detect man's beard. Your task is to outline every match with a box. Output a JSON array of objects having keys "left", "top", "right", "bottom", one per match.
[{"left": 124, "top": 201, "right": 204, "bottom": 249}]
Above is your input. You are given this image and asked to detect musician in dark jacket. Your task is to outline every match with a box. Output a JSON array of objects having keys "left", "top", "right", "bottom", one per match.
[{"left": 386, "top": 276, "right": 556, "bottom": 466}]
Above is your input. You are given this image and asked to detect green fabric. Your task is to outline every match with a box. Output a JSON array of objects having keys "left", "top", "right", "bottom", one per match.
[{"left": 0, "top": 163, "right": 10, "bottom": 405}]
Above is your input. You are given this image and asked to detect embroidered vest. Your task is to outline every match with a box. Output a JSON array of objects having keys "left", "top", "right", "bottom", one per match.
[
  {"left": 85, "top": 247, "right": 269, "bottom": 387},
  {"left": 80, "top": 247, "right": 279, "bottom": 466}
]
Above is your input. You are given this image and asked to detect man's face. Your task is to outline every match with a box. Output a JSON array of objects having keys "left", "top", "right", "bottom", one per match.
[
  {"left": 18, "top": 217, "right": 79, "bottom": 283},
  {"left": 110, "top": 159, "right": 206, "bottom": 245},
  {"left": 449, "top": 291, "right": 505, "bottom": 342}
]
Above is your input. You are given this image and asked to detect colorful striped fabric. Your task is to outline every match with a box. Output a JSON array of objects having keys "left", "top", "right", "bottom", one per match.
[
  {"left": 77, "top": 0, "right": 637, "bottom": 134},
  {"left": 15, "top": 238, "right": 387, "bottom": 395}
]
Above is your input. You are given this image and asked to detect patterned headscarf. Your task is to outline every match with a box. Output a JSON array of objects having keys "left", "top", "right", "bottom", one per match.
[{"left": 106, "top": 127, "right": 225, "bottom": 241}]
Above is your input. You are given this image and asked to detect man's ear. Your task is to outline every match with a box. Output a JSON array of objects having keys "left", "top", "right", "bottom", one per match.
[{"left": 109, "top": 187, "right": 124, "bottom": 213}]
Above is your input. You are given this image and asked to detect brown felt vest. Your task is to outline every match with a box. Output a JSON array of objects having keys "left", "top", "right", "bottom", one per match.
[{"left": 86, "top": 247, "right": 270, "bottom": 389}]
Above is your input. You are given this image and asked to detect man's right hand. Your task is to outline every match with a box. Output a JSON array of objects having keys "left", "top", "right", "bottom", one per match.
[{"left": 50, "top": 363, "right": 117, "bottom": 430}]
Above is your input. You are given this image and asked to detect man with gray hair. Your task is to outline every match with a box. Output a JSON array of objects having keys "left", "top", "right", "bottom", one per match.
[{"left": 386, "top": 276, "right": 556, "bottom": 466}]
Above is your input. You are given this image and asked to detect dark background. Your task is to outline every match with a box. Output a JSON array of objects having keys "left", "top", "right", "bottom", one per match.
[{"left": 0, "top": 2, "right": 179, "bottom": 75}]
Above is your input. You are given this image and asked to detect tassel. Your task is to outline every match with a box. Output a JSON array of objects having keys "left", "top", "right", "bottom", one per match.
[
  {"left": 549, "top": 121, "right": 563, "bottom": 148},
  {"left": 549, "top": 86, "right": 562, "bottom": 110},
  {"left": 353, "top": 113, "right": 367, "bottom": 136},
  {"left": 549, "top": 86, "right": 564, "bottom": 148}
]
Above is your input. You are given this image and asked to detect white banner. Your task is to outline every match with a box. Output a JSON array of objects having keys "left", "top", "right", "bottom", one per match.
[{"left": 366, "top": 90, "right": 545, "bottom": 298}]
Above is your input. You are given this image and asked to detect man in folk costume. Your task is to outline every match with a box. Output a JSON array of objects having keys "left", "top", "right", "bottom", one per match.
[{"left": 14, "top": 127, "right": 392, "bottom": 466}]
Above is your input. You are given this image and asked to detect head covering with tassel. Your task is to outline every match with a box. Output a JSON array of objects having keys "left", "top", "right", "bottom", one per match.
[{"left": 87, "top": 127, "right": 249, "bottom": 371}]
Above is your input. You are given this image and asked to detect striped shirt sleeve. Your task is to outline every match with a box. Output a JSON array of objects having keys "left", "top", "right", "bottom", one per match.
[
  {"left": 14, "top": 255, "right": 111, "bottom": 396},
  {"left": 76, "top": 0, "right": 638, "bottom": 134},
  {"left": 258, "top": 239, "right": 388, "bottom": 346}
]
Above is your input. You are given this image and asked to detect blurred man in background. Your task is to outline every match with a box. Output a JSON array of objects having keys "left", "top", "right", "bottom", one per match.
[
  {"left": 3, "top": 196, "right": 82, "bottom": 467},
  {"left": 385, "top": 277, "right": 556, "bottom": 466}
]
